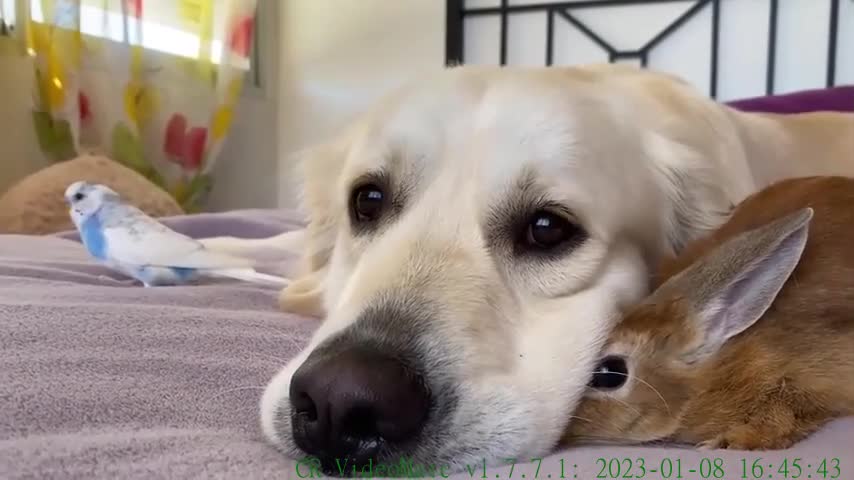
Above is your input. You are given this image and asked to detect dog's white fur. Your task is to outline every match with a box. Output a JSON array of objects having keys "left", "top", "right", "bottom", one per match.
[{"left": 200, "top": 64, "right": 854, "bottom": 468}]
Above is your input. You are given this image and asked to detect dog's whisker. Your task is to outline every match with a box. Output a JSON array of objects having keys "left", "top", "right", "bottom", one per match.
[
  {"left": 248, "top": 352, "right": 296, "bottom": 366},
  {"left": 204, "top": 385, "right": 268, "bottom": 404}
]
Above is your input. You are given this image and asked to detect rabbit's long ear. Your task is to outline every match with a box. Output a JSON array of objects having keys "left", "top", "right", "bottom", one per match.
[{"left": 659, "top": 208, "right": 813, "bottom": 364}]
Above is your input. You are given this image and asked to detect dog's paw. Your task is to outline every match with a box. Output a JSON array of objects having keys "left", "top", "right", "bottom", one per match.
[{"left": 278, "top": 282, "right": 325, "bottom": 317}]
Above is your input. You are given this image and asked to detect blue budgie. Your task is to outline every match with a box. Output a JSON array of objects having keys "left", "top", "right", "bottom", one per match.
[{"left": 65, "top": 181, "right": 288, "bottom": 288}]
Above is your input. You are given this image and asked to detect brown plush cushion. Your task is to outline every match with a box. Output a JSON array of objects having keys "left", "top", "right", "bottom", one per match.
[{"left": 0, "top": 155, "right": 184, "bottom": 235}]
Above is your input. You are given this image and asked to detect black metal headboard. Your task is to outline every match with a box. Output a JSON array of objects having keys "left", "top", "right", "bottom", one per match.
[{"left": 445, "top": 0, "right": 844, "bottom": 99}]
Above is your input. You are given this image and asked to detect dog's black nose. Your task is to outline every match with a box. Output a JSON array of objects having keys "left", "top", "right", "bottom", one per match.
[{"left": 289, "top": 346, "right": 429, "bottom": 462}]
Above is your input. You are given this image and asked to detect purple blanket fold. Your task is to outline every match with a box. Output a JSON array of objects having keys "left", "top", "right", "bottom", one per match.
[
  {"left": 1, "top": 209, "right": 851, "bottom": 479},
  {"left": 726, "top": 85, "right": 854, "bottom": 114}
]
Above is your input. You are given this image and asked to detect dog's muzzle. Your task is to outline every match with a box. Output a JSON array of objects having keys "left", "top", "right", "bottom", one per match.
[
  {"left": 273, "top": 296, "right": 456, "bottom": 474},
  {"left": 289, "top": 344, "right": 430, "bottom": 465}
]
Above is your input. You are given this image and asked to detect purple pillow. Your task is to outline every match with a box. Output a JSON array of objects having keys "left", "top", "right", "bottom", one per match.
[{"left": 726, "top": 85, "right": 854, "bottom": 114}]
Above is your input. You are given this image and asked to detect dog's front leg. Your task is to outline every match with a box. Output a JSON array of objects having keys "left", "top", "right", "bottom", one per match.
[{"left": 198, "top": 229, "right": 306, "bottom": 262}]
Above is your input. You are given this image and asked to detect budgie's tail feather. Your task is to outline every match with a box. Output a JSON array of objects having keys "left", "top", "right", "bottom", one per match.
[{"left": 207, "top": 268, "right": 289, "bottom": 286}]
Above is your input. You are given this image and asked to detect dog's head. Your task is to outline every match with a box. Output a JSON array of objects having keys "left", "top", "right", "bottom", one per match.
[{"left": 261, "top": 65, "right": 751, "bottom": 472}]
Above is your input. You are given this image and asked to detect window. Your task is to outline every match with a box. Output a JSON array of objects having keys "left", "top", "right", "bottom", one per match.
[
  {"left": 0, "top": 0, "right": 15, "bottom": 35},
  {"left": 2, "top": 1, "right": 259, "bottom": 85}
]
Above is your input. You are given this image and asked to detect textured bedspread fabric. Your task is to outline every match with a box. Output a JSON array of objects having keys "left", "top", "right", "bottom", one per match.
[{"left": 1, "top": 209, "right": 852, "bottom": 480}]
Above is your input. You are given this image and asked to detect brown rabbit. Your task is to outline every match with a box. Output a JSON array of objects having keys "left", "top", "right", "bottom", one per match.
[{"left": 562, "top": 176, "right": 854, "bottom": 450}]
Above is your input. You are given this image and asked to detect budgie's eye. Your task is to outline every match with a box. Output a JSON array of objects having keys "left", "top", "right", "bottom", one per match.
[
  {"left": 350, "top": 184, "right": 385, "bottom": 225},
  {"left": 73, "top": 192, "right": 85, "bottom": 202}
]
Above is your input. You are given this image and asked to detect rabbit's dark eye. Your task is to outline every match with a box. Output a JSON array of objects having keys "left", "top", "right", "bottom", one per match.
[{"left": 589, "top": 355, "right": 628, "bottom": 390}]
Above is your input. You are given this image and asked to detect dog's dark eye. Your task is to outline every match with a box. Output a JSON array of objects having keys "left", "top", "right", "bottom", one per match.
[
  {"left": 73, "top": 192, "right": 85, "bottom": 201},
  {"left": 589, "top": 356, "right": 628, "bottom": 390},
  {"left": 524, "top": 211, "right": 581, "bottom": 250},
  {"left": 351, "top": 184, "right": 385, "bottom": 223}
]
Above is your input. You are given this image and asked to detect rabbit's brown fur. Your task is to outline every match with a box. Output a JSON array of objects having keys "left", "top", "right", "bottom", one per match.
[{"left": 563, "top": 176, "right": 854, "bottom": 450}]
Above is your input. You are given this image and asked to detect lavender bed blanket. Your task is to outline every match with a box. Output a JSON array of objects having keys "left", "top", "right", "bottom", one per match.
[{"left": 1, "top": 209, "right": 852, "bottom": 479}]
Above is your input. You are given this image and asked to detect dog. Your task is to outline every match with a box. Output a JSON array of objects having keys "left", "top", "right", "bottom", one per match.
[{"left": 199, "top": 64, "right": 854, "bottom": 472}]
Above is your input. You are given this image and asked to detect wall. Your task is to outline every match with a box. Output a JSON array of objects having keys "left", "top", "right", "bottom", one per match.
[
  {"left": 205, "top": 0, "right": 280, "bottom": 211},
  {"left": 0, "top": 51, "right": 48, "bottom": 195},
  {"left": 274, "top": 0, "right": 446, "bottom": 208}
]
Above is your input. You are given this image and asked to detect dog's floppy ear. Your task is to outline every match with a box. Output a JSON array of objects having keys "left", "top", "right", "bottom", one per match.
[
  {"left": 278, "top": 138, "right": 349, "bottom": 317},
  {"left": 646, "top": 130, "right": 737, "bottom": 255},
  {"left": 296, "top": 139, "right": 348, "bottom": 272},
  {"left": 631, "top": 70, "right": 757, "bottom": 256},
  {"left": 660, "top": 208, "right": 812, "bottom": 364}
]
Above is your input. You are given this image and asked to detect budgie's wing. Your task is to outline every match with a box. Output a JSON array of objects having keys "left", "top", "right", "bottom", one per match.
[{"left": 98, "top": 204, "right": 255, "bottom": 269}]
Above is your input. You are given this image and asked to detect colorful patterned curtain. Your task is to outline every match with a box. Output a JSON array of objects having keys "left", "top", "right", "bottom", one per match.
[{"left": 23, "top": 0, "right": 257, "bottom": 211}]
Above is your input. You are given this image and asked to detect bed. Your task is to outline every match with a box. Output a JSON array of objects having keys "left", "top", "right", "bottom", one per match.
[{"left": 3, "top": 1, "right": 854, "bottom": 477}]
